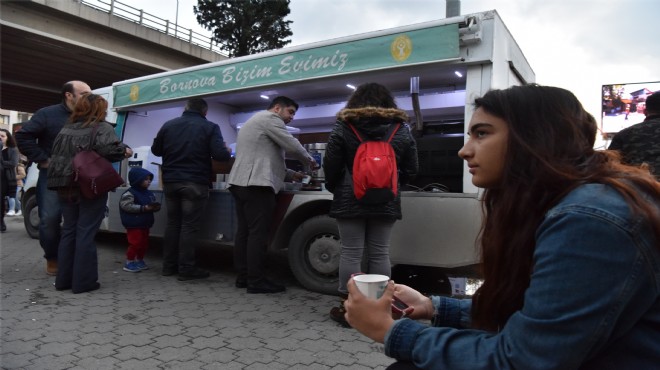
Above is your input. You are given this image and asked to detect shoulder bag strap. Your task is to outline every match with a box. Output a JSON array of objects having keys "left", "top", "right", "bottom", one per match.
[{"left": 87, "top": 124, "right": 100, "bottom": 150}]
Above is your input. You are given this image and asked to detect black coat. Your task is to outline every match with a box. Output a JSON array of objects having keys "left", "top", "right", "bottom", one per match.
[
  {"left": 151, "top": 111, "right": 231, "bottom": 186},
  {"left": 323, "top": 107, "right": 418, "bottom": 220}
]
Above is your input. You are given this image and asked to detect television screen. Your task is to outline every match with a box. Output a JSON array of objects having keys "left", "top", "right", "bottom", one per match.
[{"left": 601, "top": 81, "right": 660, "bottom": 138}]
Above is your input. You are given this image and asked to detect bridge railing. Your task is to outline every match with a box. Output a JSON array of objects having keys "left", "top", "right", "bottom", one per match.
[{"left": 80, "top": 0, "right": 227, "bottom": 56}]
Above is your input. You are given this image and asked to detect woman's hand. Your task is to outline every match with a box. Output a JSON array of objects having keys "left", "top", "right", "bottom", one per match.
[
  {"left": 393, "top": 284, "right": 434, "bottom": 321},
  {"left": 345, "top": 278, "right": 395, "bottom": 343}
]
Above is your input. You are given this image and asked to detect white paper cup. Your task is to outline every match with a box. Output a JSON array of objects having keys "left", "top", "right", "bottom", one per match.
[{"left": 353, "top": 274, "right": 389, "bottom": 299}]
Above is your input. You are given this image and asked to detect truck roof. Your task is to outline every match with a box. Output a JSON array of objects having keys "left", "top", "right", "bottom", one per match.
[{"left": 111, "top": 10, "right": 534, "bottom": 112}]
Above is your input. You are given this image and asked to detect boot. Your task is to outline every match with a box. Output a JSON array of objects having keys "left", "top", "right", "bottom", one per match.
[
  {"left": 329, "top": 295, "right": 351, "bottom": 328},
  {"left": 46, "top": 260, "right": 58, "bottom": 276}
]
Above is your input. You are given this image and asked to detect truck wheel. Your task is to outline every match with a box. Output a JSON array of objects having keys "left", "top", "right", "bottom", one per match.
[
  {"left": 288, "top": 215, "right": 340, "bottom": 295},
  {"left": 22, "top": 192, "right": 39, "bottom": 239}
]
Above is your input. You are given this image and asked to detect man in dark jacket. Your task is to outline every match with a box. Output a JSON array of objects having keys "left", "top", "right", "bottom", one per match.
[
  {"left": 151, "top": 98, "right": 231, "bottom": 281},
  {"left": 608, "top": 92, "right": 660, "bottom": 179},
  {"left": 15, "top": 80, "right": 92, "bottom": 275}
]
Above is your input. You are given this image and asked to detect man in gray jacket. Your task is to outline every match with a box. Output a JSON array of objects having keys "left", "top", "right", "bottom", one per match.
[{"left": 228, "top": 96, "right": 317, "bottom": 294}]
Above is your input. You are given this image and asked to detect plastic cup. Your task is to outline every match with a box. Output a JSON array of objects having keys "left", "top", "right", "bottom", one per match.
[{"left": 353, "top": 274, "right": 389, "bottom": 299}]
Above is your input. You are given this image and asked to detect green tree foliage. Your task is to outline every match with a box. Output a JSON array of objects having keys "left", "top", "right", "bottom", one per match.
[{"left": 194, "top": 0, "right": 293, "bottom": 57}]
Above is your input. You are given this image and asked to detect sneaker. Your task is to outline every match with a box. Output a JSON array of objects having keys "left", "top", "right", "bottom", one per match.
[
  {"left": 177, "top": 268, "right": 210, "bottom": 281},
  {"left": 247, "top": 278, "right": 285, "bottom": 294},
  {"left": 15, "top": 210, "right": 22, "bottom": 217},
  {"left": 6, "top": 210, "right": 15, "bottom": 216},
  {"left": 135, "top": 260, "right": 149, "bottom": 270},
  {"left": 123, "top": 261, "right": 142, "bottom": 273}
]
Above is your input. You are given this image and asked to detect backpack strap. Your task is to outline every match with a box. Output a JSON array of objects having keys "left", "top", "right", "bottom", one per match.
[
  {"left": 347, "top": 123, "right": 363, "bottom": 142},
  {"left": 385, "top": 123, "right": 401, "bottom": 143},
  {"left": 348, "top": 123, "right": 401, "bottom": 143}
]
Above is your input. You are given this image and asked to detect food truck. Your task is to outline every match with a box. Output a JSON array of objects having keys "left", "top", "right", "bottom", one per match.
[{"left": 22, "top": 10, "right": 534, "bottom": 294}]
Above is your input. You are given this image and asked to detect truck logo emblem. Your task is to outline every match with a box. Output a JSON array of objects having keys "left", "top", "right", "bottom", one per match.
[
  {"left": 129, "top": 85, "right": 140, "bottom": 102},
  {"left": 391, "top": 35, "right": 412, "bottom": 62}
]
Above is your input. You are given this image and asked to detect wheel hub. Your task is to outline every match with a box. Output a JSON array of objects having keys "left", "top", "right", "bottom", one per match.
[{"left": 306, "top": 234, "right": 340, "bottom": 275}]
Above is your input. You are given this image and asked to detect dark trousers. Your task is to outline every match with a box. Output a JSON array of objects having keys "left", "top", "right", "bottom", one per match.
[
  {"left": 229, "top": 185, "right": 276, "bottom": 283},
  {"left": 55, "top": 192, "right": 107, "bottom": 293},
  {"left": 37, "top": 168, "right": 62, "bottom": 260},
  {"left": 162, "top": 182, "right": 208, "bottom": 274}
]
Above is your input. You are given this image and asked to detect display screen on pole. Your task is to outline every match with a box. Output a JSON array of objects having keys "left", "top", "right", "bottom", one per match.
[{"left": 601, "top": 81, "right": 660, "bottom": 138}]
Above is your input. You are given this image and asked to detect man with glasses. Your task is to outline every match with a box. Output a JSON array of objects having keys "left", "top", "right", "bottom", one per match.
[
  {"left": 228, "top": 96, "right": 317, "bottom": 294},
  {"left": 16, "top": 81, "right": 92, "bottom": 276}
]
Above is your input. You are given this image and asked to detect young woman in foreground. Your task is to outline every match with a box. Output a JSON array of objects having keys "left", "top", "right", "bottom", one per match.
[{"left": 344, "top": 84, "right": 660, "bottom": 369}]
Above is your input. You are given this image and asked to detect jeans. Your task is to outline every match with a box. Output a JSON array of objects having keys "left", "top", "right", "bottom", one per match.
[
  {"left": 7, "top": 186, "right": 21, "bottom": 212},
  {"left": 37, "top": 168, "right": 62, "bottom": 260},
  {"left": 55, "top": 193, "right": 107, "bottom": 293},
  {"left": 336, "top": 218, "right": 395, "bottom": 295},
  {"left": 162, "top": 182, "right": 209, "bottom": 274},
  {"left": 229, "top": 185, "right": 276, "bottom": 283}
]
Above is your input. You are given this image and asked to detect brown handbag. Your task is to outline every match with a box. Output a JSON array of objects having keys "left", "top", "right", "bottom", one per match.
[{"left": 71, "top": 125, "right": 125, "bottom": 199}]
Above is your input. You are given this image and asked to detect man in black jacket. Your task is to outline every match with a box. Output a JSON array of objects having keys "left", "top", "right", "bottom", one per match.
[
  {"left": 609, "top": 92, "right": 660, "bottom": 179},
  {"left": 15, "top": 80, "right": 92, "bottom": 275},
  {"left": 151, "top": 98, "right": 231, "bottom": 280}
]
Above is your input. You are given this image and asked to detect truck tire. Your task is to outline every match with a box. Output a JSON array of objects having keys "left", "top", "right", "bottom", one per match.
[
  {"left": 288, "top": 215, "right": 340, "bottom": 295},
  {"left": 22, "top": 192, "right": 39, "bottom": 239}
]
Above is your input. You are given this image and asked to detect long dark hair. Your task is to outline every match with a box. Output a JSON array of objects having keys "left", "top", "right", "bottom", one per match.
[
  {"left": 345, "top": 83, "right": 397, "bottom": 109},
  {"left": 69, "top": 93, "right": 108, "bottom": 127},
  {"left": 0, "top": 128, "right": 17, "bottom": 148},
  {"left": 470, "top": 84, "right": 660, "bottom": 331}
]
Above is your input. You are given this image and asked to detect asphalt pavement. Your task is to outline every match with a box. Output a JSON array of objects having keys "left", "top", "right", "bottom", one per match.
[{"left": 1, "top": 215, "right": 395, "bottom": 370}]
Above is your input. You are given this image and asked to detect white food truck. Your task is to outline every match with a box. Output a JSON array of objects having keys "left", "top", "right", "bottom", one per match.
[{"left": 22, "top": 10, "right": 534, "bottom": 295}]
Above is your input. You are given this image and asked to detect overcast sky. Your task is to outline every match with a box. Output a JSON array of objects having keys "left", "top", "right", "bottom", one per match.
[{"left": 130, "top": 0, "right": 660, "bottom": 123}]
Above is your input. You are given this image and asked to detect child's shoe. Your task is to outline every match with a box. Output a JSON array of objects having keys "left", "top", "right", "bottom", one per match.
[
  {"left": 123, "top": 261, "right": 141, "bottom": 273},
  {"left": 136, "top": 260, "right": 149, "bottom": 271}
]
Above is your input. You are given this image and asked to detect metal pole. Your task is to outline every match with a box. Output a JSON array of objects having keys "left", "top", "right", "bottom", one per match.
[{"left": 175, "top": 0, "right": 179, "bottom": 38}]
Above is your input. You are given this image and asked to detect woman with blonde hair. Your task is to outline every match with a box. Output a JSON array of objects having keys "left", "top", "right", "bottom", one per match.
[{"left": 48, "top": 93, "right": 132, "bottom": 293}]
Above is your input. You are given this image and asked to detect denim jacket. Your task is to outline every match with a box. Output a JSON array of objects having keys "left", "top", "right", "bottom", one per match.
[{"left": 385, "top": 184, "right": 660, "bottom": 370}]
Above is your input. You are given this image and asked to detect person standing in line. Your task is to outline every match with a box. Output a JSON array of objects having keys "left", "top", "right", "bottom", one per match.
[
  {"left": 7, "top": 155, "right": 27, "bottom": 217},
  {"left": 1, "top": 128, "right": 20, "bottom": 233},
  {"left": 322, "top": 83, "right": 418, "bottom": 327},
  {"left": 227, "top": 96, "right": 317, "bottom": 294},
  {"left": 608, "top": 91, "right": 660, "bottom": 179},
  {"left": 151, "top": 98, "right": 231, "bottom": 281},
  {"left": 16, "top": 80, "right": 92, "bottom": 275},
  {"left": 119, "top": 167, "right": 161, "bottom": 273},
  {"left": 48, "top": 93, "right": 132, "bottom": 294},
  {"left": 344, "top": 85, "right": 660, "bottom": 370}
]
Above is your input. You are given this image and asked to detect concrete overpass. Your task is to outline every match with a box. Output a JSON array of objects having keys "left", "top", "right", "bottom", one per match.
[{"left": 0, "top": 0, "right": 226, "bottom": 113}]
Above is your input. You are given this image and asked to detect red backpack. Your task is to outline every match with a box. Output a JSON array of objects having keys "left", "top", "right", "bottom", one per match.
[{"left": 348, "top": 123, "right": 401, "bottom": 204}]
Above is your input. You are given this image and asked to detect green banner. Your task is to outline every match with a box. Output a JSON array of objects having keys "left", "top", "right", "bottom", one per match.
[{"left": 114, "top": 24, "right": 459, "bottom": 108}]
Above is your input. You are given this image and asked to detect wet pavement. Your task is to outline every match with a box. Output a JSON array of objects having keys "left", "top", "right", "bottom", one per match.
[{"left": 0, "top": 215, "right": 394, "bottom": 369}]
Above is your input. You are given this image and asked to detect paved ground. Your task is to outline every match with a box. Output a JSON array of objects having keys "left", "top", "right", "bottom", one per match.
[{"left": 1, "top": 215, "right": 395, "bottom": 370}]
